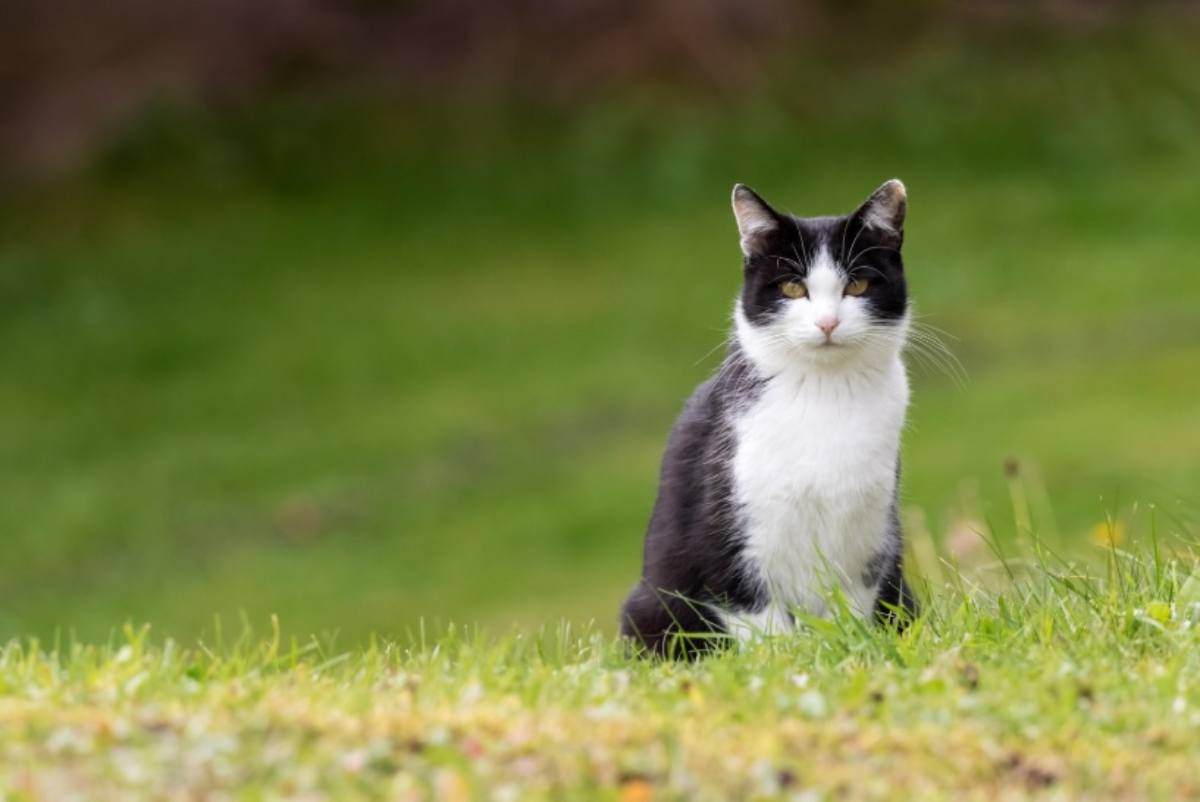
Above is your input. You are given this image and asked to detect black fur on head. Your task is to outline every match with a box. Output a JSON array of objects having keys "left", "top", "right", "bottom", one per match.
[{"left": 731, "top": 180, "right": 909, "bottom": 326}]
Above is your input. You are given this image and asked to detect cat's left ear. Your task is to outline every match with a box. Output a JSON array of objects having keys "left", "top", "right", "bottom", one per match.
[
  {"left": 731, "top": 184, "right": 783, "bottom": 257},
  {"left": 853, "top": 179, "right": 907, "bottom": 245}
]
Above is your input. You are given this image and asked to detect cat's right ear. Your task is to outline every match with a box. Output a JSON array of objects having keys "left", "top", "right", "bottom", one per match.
[{"left": 731, "top": 184, "right": 781, "bottom": 258}]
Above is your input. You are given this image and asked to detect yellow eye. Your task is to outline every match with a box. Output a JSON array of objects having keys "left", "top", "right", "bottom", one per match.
[
  {"left": 780, "top": 280, "right": 807, "bottom": 299},
  {"left": 844, "top": 277, "right": 869, "bottom": 297}
]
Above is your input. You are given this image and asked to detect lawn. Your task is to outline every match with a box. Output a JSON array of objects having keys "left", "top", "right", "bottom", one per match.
[{"left": 3, "top": 545, "right": 1200, "bottom": 800}]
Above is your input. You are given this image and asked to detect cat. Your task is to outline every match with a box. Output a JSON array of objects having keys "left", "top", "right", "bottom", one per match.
[{"left": 620, "top": 179, "right": 918, "bottom": 658}]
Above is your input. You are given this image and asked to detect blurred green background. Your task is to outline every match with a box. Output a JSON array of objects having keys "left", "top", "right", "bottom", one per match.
[{"left": 2, "top": 2, "right": 1198, "bottom": 644}]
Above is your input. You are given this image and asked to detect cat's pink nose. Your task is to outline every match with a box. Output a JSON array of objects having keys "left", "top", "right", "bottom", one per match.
[{"left": 816, "top": 317, "right": 840, "bottom": 336}]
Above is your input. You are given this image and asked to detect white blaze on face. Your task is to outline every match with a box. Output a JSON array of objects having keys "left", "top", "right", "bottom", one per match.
[
  {"left": 801, "top": 249, "right": 844, "bottom": 333},
  {"left": 777, "top": 246, "right": 877, "bottom": 348},
  {"left": 735, "top": 245, "right": 908, "bottom": 375}
]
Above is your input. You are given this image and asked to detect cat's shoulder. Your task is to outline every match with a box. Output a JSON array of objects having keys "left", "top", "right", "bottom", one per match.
[{"left": 660, "top": 350, "right": 764, "bottom": 460}]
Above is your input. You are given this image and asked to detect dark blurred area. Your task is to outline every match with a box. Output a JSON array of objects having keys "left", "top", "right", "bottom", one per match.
[{"left": 0, "top": 0, "right": 1165, "bottom": 179}]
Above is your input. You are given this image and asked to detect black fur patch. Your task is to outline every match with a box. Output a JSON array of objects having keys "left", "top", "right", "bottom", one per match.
[
  {"left": 861, "top": 549, "right": 891, "bottom": 588},
  {"left": 739, "top": 197, "right": 908, "bottom": 327},
  {"left": 618, "top": 347, "right": 765, "bottom": 657}
]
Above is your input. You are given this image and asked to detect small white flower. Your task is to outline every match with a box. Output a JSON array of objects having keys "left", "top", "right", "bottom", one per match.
[
  {"left": 341, "top": 749, "right": 367, "bottom": 773},
  {"left": 492, "top": 784, "right": 521, "bottom": 802},
  {"left": 790, "top": 789, "right": 823, "bottom": 802},
  {"left": 124, "top": 671, "right": 148, "bottom": 696},
  {"left": 459, "top": 680, "right": 484, "bottom": 706},
  {"left": 798, "top": 689, "right": 827, "bottom": 718}
]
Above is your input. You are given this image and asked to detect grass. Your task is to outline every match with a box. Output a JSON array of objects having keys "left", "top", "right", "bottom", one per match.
[{"left": 4, "top": 536, "right": 1200, "bottom": 800}]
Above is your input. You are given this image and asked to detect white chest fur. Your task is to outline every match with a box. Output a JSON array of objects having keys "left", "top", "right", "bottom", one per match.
[{"left": 725, "top": 358, "right": 908, "bottom": 636}]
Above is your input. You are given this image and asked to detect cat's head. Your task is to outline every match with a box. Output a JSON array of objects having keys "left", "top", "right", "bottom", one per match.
[{"left": 731, "top": 180, "right": 909, "bottom": 373}]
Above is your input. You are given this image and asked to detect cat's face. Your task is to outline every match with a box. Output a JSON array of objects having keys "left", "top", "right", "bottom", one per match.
[{"left": 731, "top": 180, "right": 909, "bottom": 371}]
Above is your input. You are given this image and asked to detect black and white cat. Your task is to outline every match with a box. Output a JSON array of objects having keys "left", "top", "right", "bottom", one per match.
[{"left": 621, "top": 180, "right": 918, "bottom": 657}]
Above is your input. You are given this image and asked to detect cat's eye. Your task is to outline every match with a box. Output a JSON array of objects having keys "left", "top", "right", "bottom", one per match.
[
  {"left": 780, "top": 280, "right": 807, "bottom": 299},
  {"left": 844, "top": 277, "right": 869, "bottom": 297}
]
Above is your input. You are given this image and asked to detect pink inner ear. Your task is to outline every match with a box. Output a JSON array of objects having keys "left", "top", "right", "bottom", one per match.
[
  {"left": 733, "top": 199, "right": 776, "bottom": 236},
  {"left": 861, "top": 180, "right": 906, "bottom": 234},
  {"left": 732, "top": 185, "right": 784, "bottom": 257}
]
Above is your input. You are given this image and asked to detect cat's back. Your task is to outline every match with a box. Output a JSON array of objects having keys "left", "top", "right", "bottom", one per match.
[
  {"left": 655, "top": 350, "right": 762, "bottom": 486},
  {"left": 642, "top": 353, "right": 761, "bottom": 571}
]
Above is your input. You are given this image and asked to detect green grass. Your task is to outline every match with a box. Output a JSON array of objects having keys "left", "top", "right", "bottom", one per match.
[
  {"left": 2, "top": 21, "right": 1200, "bottom": 645},
  {"left": 4, "top": 539, "right": 1200, "bottom": 800},
  {"left": 3, "top": 17, "right": 1200, "bottom": 800}
]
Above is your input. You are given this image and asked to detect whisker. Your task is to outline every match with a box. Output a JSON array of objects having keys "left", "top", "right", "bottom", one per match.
[
  {"left": 903, "top": 326, "right": 968, "bottom": 386},
  {"left": 851, "top": 315, "right": 968, "bottom": 388},
  {"left": 789, "top": 215, "right": 808, "bottom": 263},
  {"left": 848, "top": 264, "right": 887, "bottom": 281},
  {"left": 694, "top": 334, "right": 734, "bottom": 366},
  {"left": 839, "top": 217, "right": 853, "bottom": 268},
  {"left": 846, "top": 245, "right": 900, "bottom": 272},
  {"left": 843, "top": 223, "right": 869, "bottom": 273},
  {"left": 910, "top": 319, "right": 961, "bottom": 341}
]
